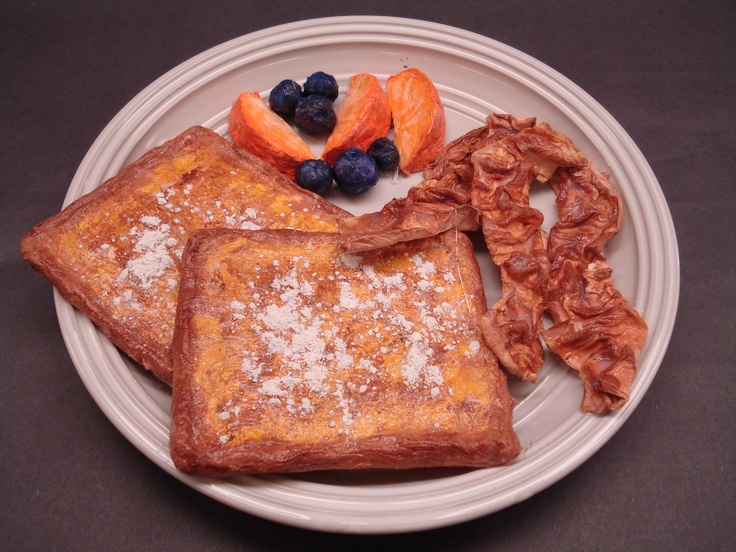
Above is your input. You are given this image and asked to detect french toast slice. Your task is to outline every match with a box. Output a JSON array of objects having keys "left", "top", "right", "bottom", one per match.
[
  {"left": 170, "top": 228, "right": 520, "bottom": 476},
  {"left": 20, "top": 126, "right": 350, "bottom": 385}
]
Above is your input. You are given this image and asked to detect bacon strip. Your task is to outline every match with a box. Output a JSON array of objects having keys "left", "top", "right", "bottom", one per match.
[
  {"left": 470, "top": 131, "right": 546, "bottom": 379},
  {"left": 542, "top": 166, "right": 648, "bottom": 412},
  {"left": 338, "top": 198, "right": 478, "bottom": 252}
]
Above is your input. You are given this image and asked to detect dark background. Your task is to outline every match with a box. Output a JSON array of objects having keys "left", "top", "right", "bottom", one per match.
[{"left": 2, "top": 1, "right": 734, "bottom": 550}]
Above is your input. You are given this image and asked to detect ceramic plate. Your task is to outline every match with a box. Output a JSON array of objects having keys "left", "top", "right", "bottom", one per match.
[{"left": 54, "top": 16, "right": 679, "bottom": 534}]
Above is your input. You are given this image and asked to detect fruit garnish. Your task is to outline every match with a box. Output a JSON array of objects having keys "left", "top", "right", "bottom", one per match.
[
  {"left": 294, "top": 95, "right": 337, "bottom": 135},
  {"left": 322, "top": 73, "right": 392, "bottom": 166},
  {"left": 333, "top": 148, "right": 380, "bottom": 195},
  {"left": 303, "top": 71, "right": 339, "bottom": 101},
  {"left": 295, "top": 159, "right": 334, "bottom": 195},
  {"left": 229, "top": 91, "right": 314, "bottom": 181},
  {"left": 367, "top": 137, "right": 400, "bottom": 172},
  {"left": 385, "top": 68, "right": 446, "bottom": 175},
  {"left": 268, "top": 79, "right": 303, "bottom": 117}
]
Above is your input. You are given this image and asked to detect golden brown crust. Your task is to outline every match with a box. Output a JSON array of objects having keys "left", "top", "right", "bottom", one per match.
[
  {"left": 170, "top": 229, "right": 520, "bottom": 476},
  {"left": 20, "top": 126, "right": 350, "bottom": 384}
]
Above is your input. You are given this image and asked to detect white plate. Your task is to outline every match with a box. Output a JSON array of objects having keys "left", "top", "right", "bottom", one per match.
[{"left": 55, "top": 16, "right": 679, "bottom": 534}]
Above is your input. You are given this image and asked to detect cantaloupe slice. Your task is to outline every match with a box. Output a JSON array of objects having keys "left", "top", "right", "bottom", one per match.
[
  {"left": 385, "top": 68, "right": 446, "bottom": 175},
  {"left": 321, "top": 73, "right": 392, "bottom": 165},
  {"left": 229, "top": 91, "right": 314, "bottom": 180}
]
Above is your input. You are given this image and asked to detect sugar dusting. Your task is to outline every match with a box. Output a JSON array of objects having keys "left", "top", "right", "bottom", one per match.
[
  {"left": 118, "top": 216, "right": 177, "bottom": 290},
  {"left": 214, "top": 240, "right": 482, "bottom": 440}
]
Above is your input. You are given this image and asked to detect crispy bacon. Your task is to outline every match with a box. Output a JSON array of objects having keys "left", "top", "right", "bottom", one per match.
[
  {"left": 542, "top": 166, "right": 648, "bottom": 412},
  {"left": 469, "top": 143, "right": 548, "bottom": 380},
  {"left": 337, "top": 198, "right": 478, "bottom": 252},
  {"left": 467, "top": 115, "right": 589, "bottom": 382},
  {"left": 338, "top": 113, "right": 648, "bottom": 412}
]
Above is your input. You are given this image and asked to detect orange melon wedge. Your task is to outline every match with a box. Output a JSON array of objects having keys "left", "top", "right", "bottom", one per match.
[
  {"left": 321, "top": 73, "right": 392, "bottom": 165},
  {"left": 229, "top": 91, "right": 314, "bottom": 180},
  {"left": 385, "top": 68, "right": 446, "bottom": 175}
]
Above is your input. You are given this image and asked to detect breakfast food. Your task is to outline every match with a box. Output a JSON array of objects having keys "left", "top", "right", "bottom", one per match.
[
  {"left": 367, "top": 137, "right": 400, "bottom": 172},
  {"left": 338, "top": 113, "right": 648, "bottom": 412},
  {"left": 295, "top": 159, "right": 334, "bottom": 195},
  {"left": 294, "top": 94, "right": 337, "bottom": 135},
  {"left": 20, "top": 126, "right": 349, "bottom": 385},
  {"left": 170, "top": 228, "right": 520, "bottom": 476},
  {"left": 333, "top": 148, "right": 380, "bottom": 194},
  {"left": 268, "top": 79, "right": 303, "bottom": 117},
  {"left": 237, "top": 69, "right": 446, "bottom": 191},
  {"left": 322, "top": 73, "right": 392, "bottom": 165},
  {"left": 470, "top": 115, "right": 584, "bottom": 383},
  {"left": 541, "top": 167, "right": 649, "bottom": 413},
  {"left": 303, "top": 70, "right": 339, "bottom": 101},
  {"left": 229, "top": 91, "right": 315, "bottom": 180},
  {"left": 386, "top": 68, "right": 446, "bottom": 174},
  {"left": 20, "top": 55, "right": 651, "bottom": 486}
]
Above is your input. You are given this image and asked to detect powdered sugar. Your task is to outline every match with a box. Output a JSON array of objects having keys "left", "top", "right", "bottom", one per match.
[
  {"left": 215, "top": 239, "right": 482, "bottom": 438},
  {"left": 401, "top": 331, "right": 444, "bottom": 388},
  {"left": 338, "top": 281, "right": 361, "bottom": 310},
  {"left": 410, "top": 253, "right": 437, "bottom": 279},
  {"left": 118, "top": 216, "right": 177, "bottom": 290}
]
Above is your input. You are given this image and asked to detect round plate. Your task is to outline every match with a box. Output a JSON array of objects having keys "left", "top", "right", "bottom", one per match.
[{"left": 55, "top": 16, "right": 679, "bottom": 534}]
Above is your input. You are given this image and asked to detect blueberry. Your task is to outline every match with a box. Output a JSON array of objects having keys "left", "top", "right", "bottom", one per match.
[
  {"left": 367, "top": 137, "right": 400, "bottom": 172},
  {"left": 295, "top": 159, "right": 333, "bottom": 195},
  {"left": 333, "top": 148, "right": 380, "bottom": 195},
  {"left": 303, "top": 71, "right": 339, "bottom": 102},
  {"left": 268, "top": 79, "right": 303, "bottom": 117},
  {"left": 294, "top": 95, "right": 337, "bottom": 135}
]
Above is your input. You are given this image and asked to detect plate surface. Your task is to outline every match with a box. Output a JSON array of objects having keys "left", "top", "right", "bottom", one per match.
[{"left": 55, "top": 16, "right": 679, "bottom": 534}]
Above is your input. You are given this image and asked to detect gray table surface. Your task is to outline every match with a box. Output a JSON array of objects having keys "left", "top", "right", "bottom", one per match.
[{"left": 3, "top": 1, "right": 734, "bottom": 550}]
